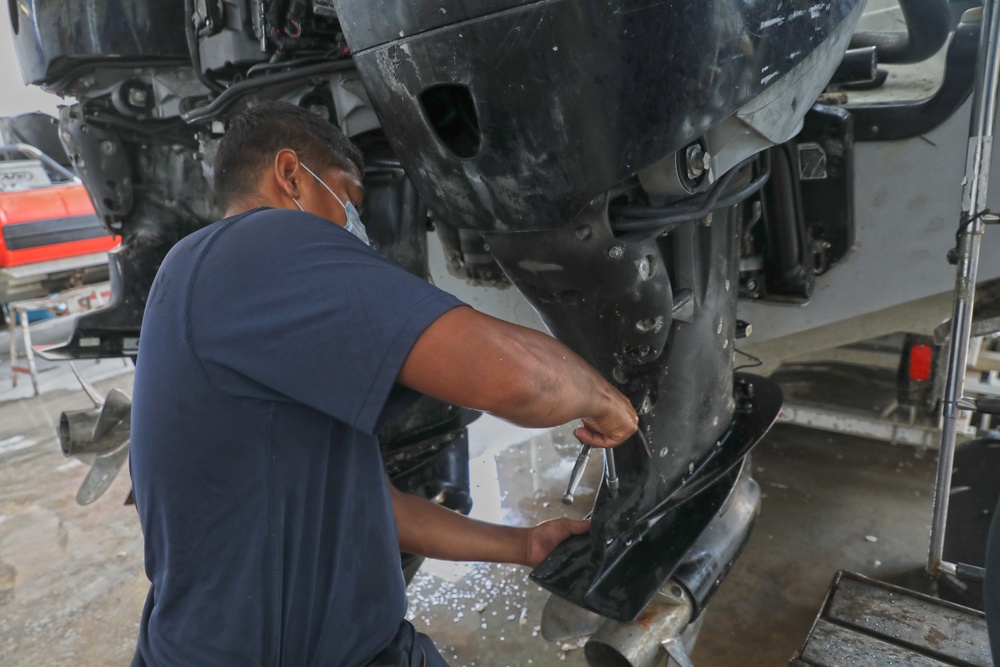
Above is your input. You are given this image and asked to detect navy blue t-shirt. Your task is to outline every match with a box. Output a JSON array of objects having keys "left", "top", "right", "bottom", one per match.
[{"left": 129, "top": 208, "right": 463, "bottom": 665}]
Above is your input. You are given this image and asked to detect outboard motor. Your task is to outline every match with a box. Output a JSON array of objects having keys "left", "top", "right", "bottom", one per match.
[{"left": 335, "top": 0, "right": 866, "bottom": 660}]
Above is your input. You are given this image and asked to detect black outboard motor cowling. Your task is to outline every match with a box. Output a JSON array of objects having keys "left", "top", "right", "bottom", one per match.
[{"left": 336, "top": 0, "right": 865, "bottom": 623}]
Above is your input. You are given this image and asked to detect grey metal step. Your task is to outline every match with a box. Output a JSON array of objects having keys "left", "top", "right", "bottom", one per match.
[{"left": 791, "top": 571, "right": 992, "bottom": 667}]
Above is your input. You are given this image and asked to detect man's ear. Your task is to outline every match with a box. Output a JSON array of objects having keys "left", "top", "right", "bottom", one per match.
[{"left": 273, "top": 149, "right": 301, "bottom": 201}]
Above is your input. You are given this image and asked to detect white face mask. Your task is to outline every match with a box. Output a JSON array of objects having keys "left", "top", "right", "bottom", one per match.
[{"left": 293, "top": 162, "right": 371, "bottom": 246}]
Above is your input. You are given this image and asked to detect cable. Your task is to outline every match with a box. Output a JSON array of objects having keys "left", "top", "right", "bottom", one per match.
[
  {"left": 181, "top": 60, "right": 356, "bottom": 123},
  {"left": 610, "top": 153, "right": 771, "bottom": 234},
  {"left": 184, "top": 0, "right": 226, "bottom": 95},
  {"left": 85, "top": 112, "right": 199, "bottom": 148},
  {"left": 956, "top": 208, "right": 992, "bottom": 244},
  {"left": 734, "top": 347, "right": 764, "bottom": 372},
  {"left": 613, "top": 155, "right": 757, "bottom": 218},
  {"left": 948, "top": 208, "right": 993, "bottom": 264},
  {"left": 245, "top": 51, "right": 346, "bottom": 78}
]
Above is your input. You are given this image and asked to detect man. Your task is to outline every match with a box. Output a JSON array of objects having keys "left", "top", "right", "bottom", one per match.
[{"left": 129, "top": 101, "right": 637, "bottom": 666}]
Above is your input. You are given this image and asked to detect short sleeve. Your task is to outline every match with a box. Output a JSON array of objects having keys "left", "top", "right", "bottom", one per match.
[{"left": 187, "top": 209, "right": 464, "bottom": 434}]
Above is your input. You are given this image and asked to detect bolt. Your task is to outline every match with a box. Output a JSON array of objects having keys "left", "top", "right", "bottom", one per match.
[
  {"left": 99, "top": 140, "right": 115, "bottom": 155},
  {"left": 746, "top": 279, "right": 758, "bottom": 292},
  {"left": 635, "top": 318, "right": 657, "bottom": 333},
  {"left": 127, "top": 87, "right": 148, "bottom": 107},
  {"left": 608, "top": 246, "right": 624, "bottom": 259},
  {"left": 685, "top": 144, "right": 712, "bottom": 179},
  {"left": 637, "top": 256, "right": 652, "bottom": 280}
]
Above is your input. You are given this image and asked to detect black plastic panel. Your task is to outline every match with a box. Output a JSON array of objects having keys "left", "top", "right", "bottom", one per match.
[
  {"left": 2, "top": 214, "right": 108, "bottom": 250},
  {"left": 10, "top": 0, "right": 188, "bottom": 87},
  {"left": 341, "top": 0, "right": 863, "bottom": 232},
  {"left": 531, "top": 374, "right": 782, "bottom": 622},
  {"left": 796, "top": 105, "right": 855, "bottom": 270},
  {"left": 334, "top": 0, "right": 529, "bottom": 51},
  {"left": 489, "top": 164, "right": 777, "bottom": 622}
]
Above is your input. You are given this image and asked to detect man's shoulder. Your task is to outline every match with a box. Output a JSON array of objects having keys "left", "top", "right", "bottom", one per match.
[
  {"left": 210, "top": 208, "right": 366, "bottom": 254},
  {"left": 162, "top": 209, "right": 335, "bottom": 269}
]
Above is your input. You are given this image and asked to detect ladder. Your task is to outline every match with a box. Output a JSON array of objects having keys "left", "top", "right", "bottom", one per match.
[{"left": 930, "top": 0, "right": 1000, "bottom": 583}]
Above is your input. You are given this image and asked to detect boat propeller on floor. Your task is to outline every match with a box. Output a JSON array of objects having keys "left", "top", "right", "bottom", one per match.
[{"left": 58, "top": 363, "right": 131, "bottom": 505}]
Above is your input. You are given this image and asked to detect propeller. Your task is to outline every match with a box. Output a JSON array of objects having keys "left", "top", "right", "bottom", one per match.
[{"left": 58, "top": 363, "right": 131, "bottom": 505}]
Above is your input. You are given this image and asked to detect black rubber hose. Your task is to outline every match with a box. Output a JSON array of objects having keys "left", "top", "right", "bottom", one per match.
[
  {"left": 181, "top": 60, "right": 357, "bottom": 123},
  {"left": 849, "top": 0, "right": 951, "bottom": 65},
  {"left": 763, "top": 146, "right": 803, "bottom": 279},
  {"left": 184, "top": 0, "right": 226, "bottom": 94},
  {"left": 609, "top": 153, "right": 769, "bottom": 233}
]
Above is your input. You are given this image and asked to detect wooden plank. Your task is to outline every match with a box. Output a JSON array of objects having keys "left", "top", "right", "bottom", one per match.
[{"left": 797, "top": 619, "right": 958, "bottom": 667}]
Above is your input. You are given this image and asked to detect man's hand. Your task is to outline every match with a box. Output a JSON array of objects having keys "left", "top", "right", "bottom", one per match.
[
  {"left": 574, "top": 390, "right": 639, "bottom": 448},
  {"left": 522, "top": 518, "right": 590, "bottom": 568}
]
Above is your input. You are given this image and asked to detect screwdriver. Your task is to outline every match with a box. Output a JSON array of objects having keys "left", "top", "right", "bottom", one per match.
[
  {"left": 605, "top": 449, "right": 619, "bottom": 498},
  {"left": 561, "top": 445, "right": 592, "bottom": 505}
]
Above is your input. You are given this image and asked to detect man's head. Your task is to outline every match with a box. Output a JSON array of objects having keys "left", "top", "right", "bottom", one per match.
[{"left": 214, "top": 101, "right": 365, "bottom": 224}]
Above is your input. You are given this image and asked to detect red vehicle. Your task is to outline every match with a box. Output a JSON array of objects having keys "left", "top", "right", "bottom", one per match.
[{"left": 0, "top": 144, "right": 118, "bottom": 303}]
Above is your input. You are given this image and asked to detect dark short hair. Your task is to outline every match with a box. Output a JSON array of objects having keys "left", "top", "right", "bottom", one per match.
[{"left": 213, "top": 101, "right": 365, "bottom": 208}]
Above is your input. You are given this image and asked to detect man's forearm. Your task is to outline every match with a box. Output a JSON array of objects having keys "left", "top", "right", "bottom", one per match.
[
  {"left": 485, "top": 324, "right": 615, "bottom": 427},
  {"left": 397, "top": 307, "right": 638, "bottom": 446},
  {"left": 389, "top": 481, "right": 529, "bottom": 565}
]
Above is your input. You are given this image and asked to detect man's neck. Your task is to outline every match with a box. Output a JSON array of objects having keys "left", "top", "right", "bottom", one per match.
[{"left": 224, "top": 197, "right": 273, "bottom": 219}]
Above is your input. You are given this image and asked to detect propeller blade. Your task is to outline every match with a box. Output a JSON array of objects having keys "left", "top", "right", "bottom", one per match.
[
  {"left": 57, "top": 384, "right": 133, "bottom": 504},
  {"left": 76, "top": 441, "right": 129, "bottom": 505}
]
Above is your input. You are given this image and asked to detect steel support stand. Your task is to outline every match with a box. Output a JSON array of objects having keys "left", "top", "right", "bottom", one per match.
[{"left": 928, "top": 0, "right": 1000, "bottom": 575}]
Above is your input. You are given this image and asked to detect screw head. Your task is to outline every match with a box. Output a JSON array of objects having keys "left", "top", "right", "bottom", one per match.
[
  {"left": 685, "top": 144, "right": 712, "bottom": 179},
  {"left": 127, "top": 87, "right": 148, "bottom": 107}
]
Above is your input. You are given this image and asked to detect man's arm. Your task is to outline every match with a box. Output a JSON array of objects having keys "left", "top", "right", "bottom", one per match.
[
  {"left": 397, "top": 306, "right": 637, "bottom": 447},
  {"left": 388, "top": 479, "right": 587, "bottom": 567}
]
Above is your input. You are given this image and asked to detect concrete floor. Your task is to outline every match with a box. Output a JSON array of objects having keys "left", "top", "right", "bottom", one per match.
[
  {"left": 0, "top": 319, "right": 946, "bottom": 666},
  {"left": 0, "top": 364, "right": 141, "bottom": 664},
  {"left": 404, "top": 418, "right": 939, "bottom": 667}
]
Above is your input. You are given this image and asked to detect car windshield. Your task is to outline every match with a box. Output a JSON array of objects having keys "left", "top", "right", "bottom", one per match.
[{"left": 0, "top": 145, "right": 77, "bottom": 192}]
